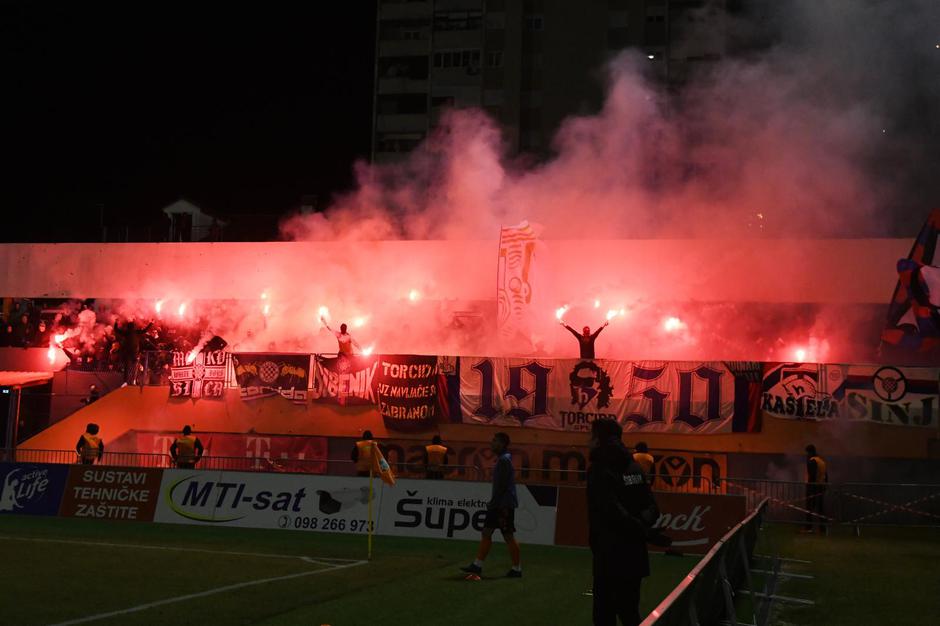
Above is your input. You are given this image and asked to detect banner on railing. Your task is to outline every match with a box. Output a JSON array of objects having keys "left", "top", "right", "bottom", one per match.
[
  {"left": 459, "top": 358, "right": 761, "bottom": 433},
  {"left": 168, "top": 350, "right": 226, "bottom": 399},
  {"left": 375, "top": 354, "right": 446, "bottom": 432},
  {"left": 132, "top": 431, "right": 328, "bottom": 473},
  {"left": 311, "top": 355, "right": 378, "bottom": 406},
  {"left": 380, "top": 438, "right": 726, "bottom": 492},
  {"left": 0, "top": 463, "right": 69, "bottom": 516},
  {"left": 232, "top": 353, "right": 311, "bottom": 404},
  {"left": 762, "top": 362, "right": 940, "bottom": 427}
]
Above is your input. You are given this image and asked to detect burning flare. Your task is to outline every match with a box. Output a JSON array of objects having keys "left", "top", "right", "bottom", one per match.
[
  {"left": 555, "top": 305, "right": 569, "bottom": 321},
  {"left": 663, "top": 316, "right": 685, "bottom": 333}
]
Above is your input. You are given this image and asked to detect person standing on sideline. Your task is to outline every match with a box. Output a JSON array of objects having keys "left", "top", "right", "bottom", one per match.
[
  {"left": 423, "top": 435, "right": 449, "bottom": 480},
  {"left": 170, "top": 426, "right": 204, "bottom": 469},
  {"left": 76, "top": 423, "right": 104, "bottom": 465},
  {"left": 632, "top": 441, "right": 655, "bottom": 484},
  {"left": 588, "top": 419, "right": 661, "bottom": 626},
  {"left": 321, "top": 317, "right": 361, "bottom": 357},
  {"left": 351, "top": 430, "right": 377, "bottom": 477},
  {"left": 560, "top": 319, "right": 609, "bottom": 359},
  {"left": 803, "top": 444, "right": 828, "bottom": 534},
  {"left": 461, "top": 432, "right": 522, "bottom": 578}
]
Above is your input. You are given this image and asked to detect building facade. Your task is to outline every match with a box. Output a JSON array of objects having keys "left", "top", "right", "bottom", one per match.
[{"left": 372, "top": 0, "right": 726, "bottom": 162}]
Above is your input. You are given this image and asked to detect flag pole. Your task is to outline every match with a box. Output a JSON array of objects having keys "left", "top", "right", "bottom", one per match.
[{"left": 367, "top": 463, "right": 374, "bottom": 561}]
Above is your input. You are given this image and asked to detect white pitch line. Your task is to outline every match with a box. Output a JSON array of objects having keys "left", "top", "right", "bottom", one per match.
[
  {"left": 0, "top": 535, "right": 357, "bottom": 564},
  {"left": 48, "top": 559, "right": 367, "bottom": 625}
]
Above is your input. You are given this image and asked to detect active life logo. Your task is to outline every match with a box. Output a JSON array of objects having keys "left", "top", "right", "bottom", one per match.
[{"left": 0, "top": 466, "right": 52, "bottom": 513}]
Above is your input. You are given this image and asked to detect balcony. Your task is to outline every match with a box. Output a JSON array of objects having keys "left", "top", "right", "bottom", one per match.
[
  {"left": 379, "top": 1, "right": 432, "bottom": 21},
  {"left": 376, "top": 113, "right": 428, "bottom": 133},
  {"left": 378, "top": 77, "right": 430, "bottom": 94},
  {"left": 378, "top": 39, "right": 430, "bottom": 57}
]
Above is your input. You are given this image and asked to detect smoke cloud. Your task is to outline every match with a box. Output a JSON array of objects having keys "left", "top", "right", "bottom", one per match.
[{"left": 46, "top": 2, "right": 939, "bottom": 364}]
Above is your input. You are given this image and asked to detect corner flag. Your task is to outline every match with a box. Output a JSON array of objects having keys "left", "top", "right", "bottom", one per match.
[{"left": 372, "top": 443, "right": 396, "bottom": 486}]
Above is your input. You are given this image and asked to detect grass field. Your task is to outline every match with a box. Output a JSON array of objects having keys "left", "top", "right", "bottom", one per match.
[
  {"left": 748, "top": 524, "right": 940, "bottom": 626},
  {"left": 0, "top": 516, "right": 696, "bottom": 625}
]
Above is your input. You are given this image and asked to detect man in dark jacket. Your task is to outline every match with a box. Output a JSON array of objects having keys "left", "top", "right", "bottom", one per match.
[{"left": 587, "top": 419, "right": 660, "bottom": 626}]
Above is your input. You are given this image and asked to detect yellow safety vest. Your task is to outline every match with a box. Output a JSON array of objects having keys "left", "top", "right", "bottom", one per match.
[
  {"left": 425, "top": 444, "right": 448, "bottom": 471},
  {"left": 355, "top": 440, "right": 375, "bottom": 473},
  {"left": 175, "top": 435, "right": 198, "bottom": 463},
  {"left": 633, "top": 452, "right": 655, "bottom": 476},
  {"left": 80, "top": 434, "right": 101, "bottom": 462},
  {"left": 808, "top": 455, "right": 828, "bottom": 483}
]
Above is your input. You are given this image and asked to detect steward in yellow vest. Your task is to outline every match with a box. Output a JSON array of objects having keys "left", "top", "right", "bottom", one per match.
[
  {"left": 803, "top": 444, "right": 828, "bottom": 534},
  {"left": 351, "top": 430, "right": 377, "bottom": 477},
  {"left": 170, "top": 425, "right": 204, "bottom": 469},
  {"left": 76, "top": 423, "right": 103, "bottom": 465},
  {"left": 424, "top": 435, "right": 449, "bottom": 480},
  {"left": 632, "top": 441, "right": 655, "bottom": 484}
]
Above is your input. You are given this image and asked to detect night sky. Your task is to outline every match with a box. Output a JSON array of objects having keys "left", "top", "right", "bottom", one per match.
[{"left": 2, "top": 4, "right": 377, "bottom": 242}]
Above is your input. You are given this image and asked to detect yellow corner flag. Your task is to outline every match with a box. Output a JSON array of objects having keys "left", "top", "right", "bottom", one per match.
[{"left": 372, "top": 443, "right": 396, "bottom": 486}]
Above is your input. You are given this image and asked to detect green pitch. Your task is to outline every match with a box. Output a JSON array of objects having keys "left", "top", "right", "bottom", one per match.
[
  {"left": 0, "top": 516, "right": 695, "bottom": 625},
  {"left": 748, "top": 524, "right": 940, "bottom": 626}
]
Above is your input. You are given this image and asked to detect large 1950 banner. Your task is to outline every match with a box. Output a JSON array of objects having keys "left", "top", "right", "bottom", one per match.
[
  {"left": 459, "top": 357, "right": 761, "bottom": 433},
  {"left": 762, "top": 362, "right": 939, "bottom": 427}
]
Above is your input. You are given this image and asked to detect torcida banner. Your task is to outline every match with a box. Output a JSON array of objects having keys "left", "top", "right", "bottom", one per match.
[{"left": 459, "top": 357, "right": 761, "bottom": 434}]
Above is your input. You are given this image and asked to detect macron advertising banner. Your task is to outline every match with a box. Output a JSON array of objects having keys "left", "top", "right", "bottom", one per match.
[
  {"left": 0, "top": 463, "right": 69, "bottom": 516},
  {"left": 459, "top": 357, "right": 760, "bottom": 434}
]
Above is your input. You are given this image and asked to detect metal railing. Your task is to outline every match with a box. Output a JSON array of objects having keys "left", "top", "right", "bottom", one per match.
[
  {"left": 642, "top": 499, "right": 769, "bottom": 626},
  {"left": 838, "top": 482, "right": 940, "bottom": 527},
  {"left": 717, "top": 477, "right": 834, "bottom": 529}
]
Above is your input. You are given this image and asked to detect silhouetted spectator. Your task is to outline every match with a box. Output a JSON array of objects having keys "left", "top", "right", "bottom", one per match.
[
  {"left": 80, "top": 384, "right": 101, "bottom": 405},
  {"left": 115, "top": 318, "right": 153, "bottom": 385},
  {"left": 0, "top": 325, "right": 12, "bottom": 348},
  {"left": 11, "top": 314, "right": 30, "bottom": 348},
  {"left": 32, "top": 320, "right": 51, "bottom": 347}
]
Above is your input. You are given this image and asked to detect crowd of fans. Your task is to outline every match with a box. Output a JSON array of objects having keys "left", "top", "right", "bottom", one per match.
[{"left": 1, "top": 298, "right": 209, "bottom": 384}]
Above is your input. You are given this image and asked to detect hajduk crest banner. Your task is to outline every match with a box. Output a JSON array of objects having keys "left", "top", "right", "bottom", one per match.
[
  {"left": 762, "top": 362, "right": 939, "bottom": 427},
  {"left": 168, "top": 350, "right": 226, "bottom": 399},
  {"left": 459, "top": 357, "right": 760, "bottom": 433},
  {"left": 232, "top": 353, "right": 311, "bottom": 404}
]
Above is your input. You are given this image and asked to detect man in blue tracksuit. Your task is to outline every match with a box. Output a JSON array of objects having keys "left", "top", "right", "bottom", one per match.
[{"left": 461, "top": 432, "right": 522, "bottom": 578}]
